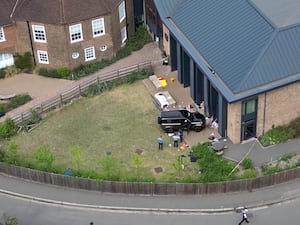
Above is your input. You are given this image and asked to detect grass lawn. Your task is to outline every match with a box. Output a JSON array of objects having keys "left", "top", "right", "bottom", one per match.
[{"left": 5, "top": 81, "right": 200, "bottom": 182}]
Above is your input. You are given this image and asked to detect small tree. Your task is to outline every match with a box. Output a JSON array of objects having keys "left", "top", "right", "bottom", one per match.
[
  {"left": 34, "top": 145, "right": 55, "bottom": 169},
  {"left": 132, "top": 153, "right": 143, "bottom": 180},
  {"left": 69, "top": 146, "right": 83, "bottom": 170}
]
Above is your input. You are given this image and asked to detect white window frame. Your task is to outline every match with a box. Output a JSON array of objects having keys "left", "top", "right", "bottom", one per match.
[
  {"left": 0, "top": 27, "right": 5, "bottom": 42},
  {"left": 118, "top": 1, "right": 126, "bottom": 23},
  {"left": 84, "top": 47, "right": 95, "bottom": 61},
  {"left": 32, "top": 25, "right": 47, "bottom": 43},
  {"left": 121, "top": 26, "right": 127, "bottom": 44},
  {"left": 69, "top": 24, "right": 83, "bottom": 43},
  {"left": 37, "top": 50, "right": 49, "bottom": 64},
  {"left": 92, "top": 18, "right": 105, "bottom": 37}
]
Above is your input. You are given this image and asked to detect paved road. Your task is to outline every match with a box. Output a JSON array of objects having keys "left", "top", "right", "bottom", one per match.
[{"left": 1, "top": 180, "right": 300, "bottom": 225}]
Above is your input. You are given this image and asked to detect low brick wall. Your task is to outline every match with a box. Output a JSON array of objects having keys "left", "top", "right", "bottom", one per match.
[{"left": 1, "top": 163, "right": 300, "bottom": 195}]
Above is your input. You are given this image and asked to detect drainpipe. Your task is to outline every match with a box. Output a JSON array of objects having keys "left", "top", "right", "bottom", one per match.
[
  {"left": 26, "top": 21, "right": 36, "bottom": 66},
  {"left": 262, "top": 92, "right": 267, "bottom": 135}
]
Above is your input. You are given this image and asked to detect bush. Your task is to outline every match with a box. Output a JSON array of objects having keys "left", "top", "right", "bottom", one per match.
[
  {"left": 0, "top": 118, "right": 16, "bottom": 138},
  {"left": 57, "top": 67, "right": 70, "bottom": 78},
  {"left": 9, "top": 94, "right": 32, "bottom": 109},
  {"left": 0, "top": 103, "right": 7, "bottom": 113},
  {"left": 260, "top": 125, "right": 294, "bottom": 147},
  {"left": 4, "top": 66, "right": 20, "bottom": 78},
  {"left": 0, "top": 68, "right": 6, "bottom": 79},
  {"left": 14, "top": 52, "right": 33, "bottom": 72},
  {"left": 38, "top": 68, "right": 60, "bottom": 78},
  {"left": 242, "top": 157, "right": 252, "bottom": 169},
  {"left": 289, "top": 117, "right": 300, "bottom": 137}
]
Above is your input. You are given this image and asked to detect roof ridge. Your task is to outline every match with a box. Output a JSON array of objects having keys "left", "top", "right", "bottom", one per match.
[{"left": 236, "top": 30, "right": 278, "bottom": 93}]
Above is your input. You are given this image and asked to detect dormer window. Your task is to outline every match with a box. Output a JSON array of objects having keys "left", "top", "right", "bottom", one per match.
[
  {"left": 92, "top": 18, "right": 105, "bottom": 37},
  {"left": 69, "top": 24, "right": 83, "bottom": 43},
  {"left": 0, "top": 27, "right": 5, "bottom": 42},
  {"left": 32, "top": 25, "right": 47, "bottom": 43},
  {"left": 118, "top": 1, "right": 126, "bottom": 23}
]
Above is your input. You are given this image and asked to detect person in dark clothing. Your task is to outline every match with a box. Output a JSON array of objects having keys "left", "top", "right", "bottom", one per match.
[
  {"left": 238, "top": 208, "right": 250, "bottom": 225},
  {"left": 179, "top": 128, "right": 183, "bottom": 143},
  {"left": 157, "top": 135, "right": 164, "bottom": 150}
]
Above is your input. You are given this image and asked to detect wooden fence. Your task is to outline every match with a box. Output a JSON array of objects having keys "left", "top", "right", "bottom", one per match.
[
  {"left": 0, "top": 162, "right": 299, "bottom": 195},
  {"left": 9, "top": 61, "right": 152, "bottom": 125}
]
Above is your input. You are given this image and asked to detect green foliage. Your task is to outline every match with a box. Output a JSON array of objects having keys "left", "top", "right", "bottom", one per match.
[
  {"left": 4, "top": 66, "right": 20, "bottom": 78},
  {"left": 69, "top": 146, "right": 83, "bottom": 170},
  {"left": 38, "top": 67, "right": 60, "bottom": 78},
  {"left": 99, "top": 155, "right": 119, "bottom": 180},
  {"left": 290, "top": 117, "right": 300, "bottom": 137},
  {"left": 0, "top": 68, "right": 6, "bottom": 79},
  {"left": 9, "top": 94, "right": 32, "bottom": 109},
  {"left": 4, "top": 141, "right": 19, "bottom": 164},
  {"left": 0, "top": 103, "right": 7, "bottom": 113},
  {"left": 126, "top": 26, "right": 152, "bottom": 51},
  {"left": 0, "top": 118, "right": 16, "bottom": 138},
  {"left": 192, "top": 143, "right": 235, "bottom": 182},
  {"left": 14, "top": 52, "right": 33, "bottom": 72},
  {"left": 239, "top": 169, "right": 257, "bottom": 179},
  {"left": 260, "top": 125, "right": 294, "bottom": 146},
  {"left": 279, "top": 153, "right": 293, "bottom": 162},
  {"left": 57, "top": 67, "right": 70, "bottom": 78},
  {"left": 34, "top": 145, "right": 55, "bottom": 169},
  {"left": 242, "top": 157, "right": 252, "bottom": 169},
  {"left": 2, "top": 213, "right": 18, "bottom": 225},
  {"left": 132, "top": 153, "right": 143, "bottom": 180}
]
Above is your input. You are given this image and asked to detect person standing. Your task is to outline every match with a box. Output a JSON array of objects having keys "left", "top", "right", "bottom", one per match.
[
  {"left": 172, "top": 133, "right": 180, "bottom": 147},
  {"left": 179, "top": 128, "right": 183, "bottom": 143},
  {"left": 157, "top": 135, "right": 164, "bottom": 150},
  {"left": 238, "top": 208, "right": 250, "bottom": 225}
]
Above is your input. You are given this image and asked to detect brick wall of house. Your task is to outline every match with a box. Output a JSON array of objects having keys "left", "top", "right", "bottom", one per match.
[
  {"left": 14, "top": 21, "right": 32, "bottom": 54},
  {"left": 256, "top": 81, "right": 300, "bottom": 137},
  {"left": 227, "top": 101, "right": 242, "bottom": 144},
  {"left": 0, "top": 25, "right": 17, "bottom": 54}
]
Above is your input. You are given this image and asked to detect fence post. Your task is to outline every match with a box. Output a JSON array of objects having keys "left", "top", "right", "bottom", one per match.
[
  {"left": 60, "top": 94, "right": 63, "bottom": 106},
  {"left": 78, "top": 85, "right": 82, "bottom": 96}
]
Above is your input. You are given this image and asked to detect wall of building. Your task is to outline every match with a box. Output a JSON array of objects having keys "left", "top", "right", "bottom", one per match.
[
  {"left": 227, "top": 101, "right": 242, "bottom": 144},
  {"left": 0, "top": 25, "right": 17, "bottom": 54},
  {"left": 256, "top": 81, "right": 300, "bottom": 137},
  {"left": 14, "top": 21, "right": 32, "bottom": 54}
]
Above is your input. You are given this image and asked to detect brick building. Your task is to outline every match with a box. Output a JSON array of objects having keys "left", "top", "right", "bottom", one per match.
[
  {"left": 154, "top": 0, "right": 300, "bottom": 143},
  {"left": 0, "top": 0, "right": 134, "bottom": 70}
]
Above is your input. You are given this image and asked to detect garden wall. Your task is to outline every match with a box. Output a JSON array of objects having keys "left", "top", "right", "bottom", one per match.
[{"left": 1, "top": 163, "right": 299, "bottom": 195}]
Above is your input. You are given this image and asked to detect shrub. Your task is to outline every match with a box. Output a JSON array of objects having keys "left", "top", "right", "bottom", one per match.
[
  {"left": 9, "top": 94, "right": 32, "bottom": 109},
  {"left": 57, "top": 67, "right": 70, "bottom": 78},
  {"left": 0, "top": 118, "right": 16, "bottom": 138},
  {"left": 0, "top": 68, "right": 6, "bottom": 79},
  {"left": 14, "top": 52, "right": 33, "bottom": 72},
  {"left": 38, "top": 67, "right": 60, "bottom": 78},
  {"left": 4, "top": 66, "right": 20, "bottom": 78},
  {"left": 260, "top": 125, "right": 294, "bottom": 147},
  {"left": 0, "top": 103, "right": 7, "bottom": 113},
  {"left": 4, "top": 141, "right": 19, "bottom": 164},
  {"left": 242, "top": 157, "right": 252, "bottom": 169},
  {"left": 34, "top": 145, "right": 56, "bottom": 169},
  {"left": 289, "top": 117, "right": 300, "bottom": 137}
]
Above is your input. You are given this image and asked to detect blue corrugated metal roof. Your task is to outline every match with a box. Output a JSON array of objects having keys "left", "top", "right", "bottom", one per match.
[{"left": 154, "top": 0, "right": 300, "bottom": 102}]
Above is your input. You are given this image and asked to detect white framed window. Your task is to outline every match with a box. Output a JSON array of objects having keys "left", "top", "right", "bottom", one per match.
[
  {"left": 32, "top": 25, "right": 47, "bottom": 43},
  {"left": 0, "top": 27, "right": 5, "bottom": 42},
  {"left": 92, "top": 18, "right": 105, "bottom": 37},
  {"left": 121, "top": 26, "right": 127, "bottom": 44},
  {"left": 0, "top": 53, "right": 14, "bottom": 69},
  {"left": 37, "top": 50, "right": 49, "bottom": 64},
  {"left": 84, "top": 47, "right": 95, "bottom": 61},
  {"left": 69, "top": 24, "right": 83, "bottom": 43},
  {"left": 118, "top": 1, "right": 126, "bottom": 23}
]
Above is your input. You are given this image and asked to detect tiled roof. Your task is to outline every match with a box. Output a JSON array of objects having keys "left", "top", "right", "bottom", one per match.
[
  {"left": 0, "top": 0, "right": 17, "bottom": 26},
  {"left": 12, "top": 0, "right": 116, "bottom": 24},
  {"left": 154, "top": 0, "right": 300, "bottom": 102}
]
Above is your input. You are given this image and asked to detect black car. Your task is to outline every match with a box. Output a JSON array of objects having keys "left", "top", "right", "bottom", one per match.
[{"left": 157, "top": 109, "right": 206, "bottom": 132}]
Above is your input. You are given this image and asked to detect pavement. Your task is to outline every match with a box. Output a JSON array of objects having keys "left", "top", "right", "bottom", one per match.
[{"left": 1, "top": 41, "right": 300, "bottom": 213}]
